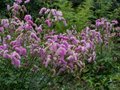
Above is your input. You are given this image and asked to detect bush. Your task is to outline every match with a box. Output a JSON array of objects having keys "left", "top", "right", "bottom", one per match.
[{"left": 0, "top": 0, "right": 120, "bottom": 89}]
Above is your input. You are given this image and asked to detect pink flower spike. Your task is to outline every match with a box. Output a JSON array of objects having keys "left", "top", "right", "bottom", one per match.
[
  {"left": 45, "top": 19, "right": 52, "bottom": 27},
  {"left": 45, "top": 9, "right": 50, "bottom": 14},
  {"left": 56, "top": 11, "right": 63, "bottom": 16},
  {"left": 31, "top": 32, "right": 40, "bottom": 41},
  {"left": 36, "top": 25, "right": 42, "bottom": 33},
  {"left": 13, "top": 3, "right": 19, "bottom": 11},
  {"left": 15, "top": 47, "right": 27, "bottom": 56},
  {"left": 6, "top": 35, "right": 11, "bottom": 40},
  {"left": 51, "top": 9, "right": 57, "bottom": 16},
  {"left": 45, "top": 55, "right": 51, "bottom": 67},
  {"left": 39, "top": 7, "right": 47, "bottom": 14},
  {"left": 1, "top": 19, "right": 9, "bottom": 28},
  {"left": 3, "top": 50, "right": 11, "bottom": 59},
  {"left": 24, "top": 15, "right": 32, "bottom": 21},
  {"left": 11, "top": 52, "right": 21, "bottom": 67},
  {"left": 24, "top": 24, "right": 33, "bottom": 30},
  {"left": 24, "top": 0, "right": 30, "bottom": 4},
  {"left": 56, "top": 47, "right": 67, "bottom": 56},
  {"left": 0, "top": 27, "right": 4, "bottom": 32},
  {"left": 7, "top": 5, "right": 10, "bottom": 11},
  {"left": 15, "top": 0, "right": 23, "bottom": 4}
]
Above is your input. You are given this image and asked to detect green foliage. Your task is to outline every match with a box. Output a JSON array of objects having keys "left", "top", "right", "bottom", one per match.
[
  {"left": 109, "top": 7, "right": 120, "bottom": 19},
  {"left": 93, "top": 0, "right": 120, "bottom": 20},
  {"left": 93, "top": 0, "right": 113, "bottom": 18},
  {"left": 75, "top": 0, "right": 94, "bottom": 30},
  {"left": 54, "top": 0, "right": 94, "bottom": 31}
]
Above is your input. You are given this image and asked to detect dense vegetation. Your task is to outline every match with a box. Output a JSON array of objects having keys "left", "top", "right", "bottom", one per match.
[{"left": 0, "top": 0, "right": 120, "bottom": 90}]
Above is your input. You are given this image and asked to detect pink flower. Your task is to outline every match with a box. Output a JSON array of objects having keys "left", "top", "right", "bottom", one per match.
[
  {"left": 15, "top": 0, "right": 22, "bottom": 4},
  {"left": 45, "top": 19, "right": 52, "bottom": 27},
  {"left": 7, "top": 5, "right": 10, "bottom": 11},
  {"left": 85, "top": 43, "right": 91, "bottom": 49},
  {"left": 88, "top": 57, "right": 92, "bottom": 63},
  {"left": 56, "top": 11, "right": 63, "bottom": 16},
  {"left": 63, "top": 20, "right": 67, "bottom": 26},
  {"left": 36, "top": 25, "right": 42, "bottom": 33},
  {"left": 0, "top": 44, "right": 8, "bottom": 50},
  {"left": 51, "top": 9, "right": 57, "bottom": 16},
  {"left": 70, "top": 36, "right": 79, "bottom": 44},
  {"left": 15, "top": 47, "right": 27, "bottom": 56},
  {"left": 45, "top": 9, "right": 50, "bottom": 14},
  {"left": 24, "top": 24, "right": 33, "bottom": 30},
  {"left": 24, "top": 0, "right": 30, "bottom": 4},
  {"left": 56, "top": 47, "right": 67, "bottom": 56},
  {"left": 6, "top": 35, "right": 11, "bottom": 40},
  {"left": 49, "top": 43, "right": 58, "bottom": 52},
  {"left": 45, "top": 55, "right": 51, "bottom": 67},
  {"left": 111, "top": 20, "right": 118, "bottom": 25},
  {"left": 0, "top": 27, "right": 4, "bottom": 32},
  {"left": 92, "top": 51, "right": 96, "bottom": 61},
  {"left": 24, "top": 15, "right": 32, "bottom": 21},
  {"left": 10, "top": 40, "right": 21, "bottom": 48},
  {"left": 11, "top": 52, "right": 21, "bottom": 67},
  {"left": 39, "top": 7, "right": 47, "bottom": 14},
  {"left": 31, "top": 32, "right": 40, "bottom": 41},
  {"left": 67, "top": 55, "right": 77, "bottom": 61},
  {"left": 3, "top": 50, "right": 11, "bottom": 59},
  {"left": 1, "top": 19, "right": 9, "bottom": 28},
  {"left": 27, "top": 20, "right": 34, "bottom": 25},
  {"left": 87, "top": 51, "right": 96, "bottom": 63},
  {"left": 13, "top": 3, "right": 19, "bottom": 11}
]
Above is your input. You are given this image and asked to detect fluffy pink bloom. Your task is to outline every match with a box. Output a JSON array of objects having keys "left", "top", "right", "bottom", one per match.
[
  {"left": 111, "top": 20, "right": 118, "bottom": 25},
  {"left": 24, "top": 0, "right": 30, "bottom": 4},
  {"left": 24, "top": 24, "right": 33, "bottom": 30},
  {"left": 45, "top": 9, "right": 50, "bottom": 14},
  {"left": 1, "top": 19, "right": 9, "bottom": 28},
  {"left": 56, "top": 11, "right": 63, "bottom": 16},
  {"left": 63, "top": 20, "right": 67, "bottom": 26},
  {"left": 51, "top": 9, "right": 56, "bottom": 16},
  {"left": 56, "top": 47, "right": 67, "bottom": 56},
  {"left": 11, "top": 52, "right": 21, "bottom": 67},
  {"left": 7, "top": 5, "right": 10, "bottom": 11},
  {"left": 15, "top": 0, "right": 22, "bottom": 4},
  {"left": 13, "top": 3, "right": 19, "bottom": 11},
  {"left": 45, "top": 19, "right": 52, "bottom": 27},
  {"left": 49, "top": 43, "right": 58, "bottom": 52},
  {"left": 24, "top": 15, "right": 32, "bottom": 21},
  {"left": 85, "top": 42, "right": 91, "bottom": 49},
  {"left": 27, "top": 20, "right": 34, "bottom": 25},
  {"left": 36, "top": 25, "right": 42, "bottom": 33},
  {"left": 39, "top": 7, "right": 47, "bottom": 14},
  {"left": 31, "top": 32, "right": 40, "bottom": 41},
  {"left": 15, "top": 47, "right": 27, "bottom": 56},
  {"left": 10, "top": 40, "right": 21, "bottom": 48},
  {"left": 45, "top": 55, "right": 51, "bottom": 67},
  {"left": 70, "top": 36, "right": 79, "bottom": 44},
  {"left": 0, "top": 27, "right": 4, "bottom": 32},
  {"left": 3, "top": 50, "right": 11, "bottom": 59},
  {"left": 0, "top": 44, "right": 8, "bottom": 50},
  {"left": 6, "top": 35, "right": 11, "bottom": 40},
  {"left": 67, "top": 55, "right": 77, "bottom": 61}
]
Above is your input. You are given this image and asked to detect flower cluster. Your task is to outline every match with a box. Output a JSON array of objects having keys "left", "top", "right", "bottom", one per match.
[
  {"left": 39, "top": 7, "right": 67, "bottom": 27},
  {"left": 0, "top": 14, "right": 40, "bottom": 67},
  {"left": 95, "top": 18, "right": 117, "bottom": 45},
  {"left": 37, "top": 27, "right": 102, "bottom": 74},
  {"left": 0, "top": 0, "right": 117, "bottom": 74},
  {"left": 7, "top": 0, "right": 30, "bottom": 16}
]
